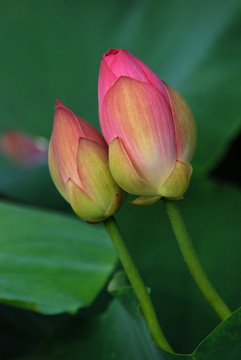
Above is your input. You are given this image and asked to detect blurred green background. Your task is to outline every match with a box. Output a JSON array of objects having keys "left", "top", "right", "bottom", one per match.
[{"left": 0, "top": 0, "right": 241, "bottom": 359}]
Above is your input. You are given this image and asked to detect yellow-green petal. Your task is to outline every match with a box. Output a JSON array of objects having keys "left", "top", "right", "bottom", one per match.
[
  {"left": 159, "top": 160, "right": 193, "bottom": 199},
  {"left": 76, "top": 137, "right": 123, "bottom": 210},
  {"left": 102, "top": 77, "right": 176, "bottom": 186},
  {"left": 66, "top": 179, "right": 107, "bottom": 223},
  {"left": 164, "top": 83, "right": 197, "bottom": 162},
  {"left": 109, "top": 137, "right": 157, "bottom": 196}
]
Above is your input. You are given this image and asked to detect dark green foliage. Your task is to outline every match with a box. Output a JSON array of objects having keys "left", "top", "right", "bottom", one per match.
[{"left": 0, "top": 0, "right": 241, "bottom": 358}]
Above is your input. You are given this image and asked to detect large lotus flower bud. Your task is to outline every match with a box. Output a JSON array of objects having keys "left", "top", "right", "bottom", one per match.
[
  {"left": 48, "top": 101, "right": 126, "bottom": 222},
  {"left": 98, "top": 49, "right": 196, "bottom": 205}
]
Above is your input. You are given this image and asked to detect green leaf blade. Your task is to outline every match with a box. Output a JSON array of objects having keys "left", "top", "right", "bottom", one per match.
[
  {"left": 193, "top": 307, "right": 241, "bottom": 359},
  {"left": 0, "top": 201, "right": 117, "bottom": 314}
]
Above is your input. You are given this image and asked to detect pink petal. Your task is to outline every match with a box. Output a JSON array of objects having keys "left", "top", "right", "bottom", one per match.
[
  {"left": 98, "top": 57, "right": 118, "bottom": 122},
  {"left": 48, "top": 139, "right": 67, "bottom": 200},
  {"left": 109, "top": 137, "right": 157, "bottom": 195},
  {"left": 101, "top": 77, "right": 176, "bottom": 187},
  {"left": 52, "top": 100, "right": 107, "bottom": 185},
  {"left": 163, "top": 83, "right": 197, "bottom": 162},
  {"left": 102, "top": 49, "right": 148, "bottom": 82},
  {"left": 98, "top": 49, "right": 169, "bottom": 118}
]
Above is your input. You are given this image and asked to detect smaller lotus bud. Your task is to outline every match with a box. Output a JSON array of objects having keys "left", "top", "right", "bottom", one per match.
[{"left": 48, "top": 100, "right": 126, "bottom": 223}]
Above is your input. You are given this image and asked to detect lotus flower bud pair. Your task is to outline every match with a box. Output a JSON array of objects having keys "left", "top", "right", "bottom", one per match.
[{"left": 49, "top": 49, "right": 196, "bottom": 221}]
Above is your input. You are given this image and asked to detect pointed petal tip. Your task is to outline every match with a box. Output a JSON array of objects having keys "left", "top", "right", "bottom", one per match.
[
  {"left": 55, "top": 100, "right": 74, "bottom": 115},
  {"left": 55, "top": 99, "right": 64, "bottom": 109},
  {"left": 54, "top": 100, "right": 76, "bottom": 125},
  {"left": 77, "top": 136, "right": 107, "bottom": 153},
  {"left": 77, "top": 136, "right": 95, "bottom": 146},
  {"left": 103, "top": 48, "right": 121, "bottom": 59}
]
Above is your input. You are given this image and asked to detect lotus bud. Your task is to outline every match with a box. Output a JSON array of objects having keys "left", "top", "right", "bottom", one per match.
[
  {"left": 48, "top": 100, "right": 126, "bottom": 222},
  {"left": 0, "top": 131, "right": 47, "bottom": 167},
  {"left": 98, "top": 49, "right": 196, "bottom": 205}
]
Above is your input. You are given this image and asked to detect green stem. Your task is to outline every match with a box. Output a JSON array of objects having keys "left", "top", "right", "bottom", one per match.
[
  {"left": 104, "top": 217, "right": 172, "bottom": 352},
  {"left": 164, "top": 199, "right": 231, "bottom": 321}
]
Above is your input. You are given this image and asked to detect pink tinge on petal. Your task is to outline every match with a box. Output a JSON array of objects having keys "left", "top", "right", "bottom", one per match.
[
  {"left": 52, "top": 101, "right": 107, "bottom": 186},
  {"left": 163, "top": 83, "right": 197, "bottom": 162},
  {"left": 109, "top": 137, "right": 157, "bottom": 196},
  {"left": 134, "top": 56, "right": 169, "bottom": 101},
  {"left": 99, "top": 49, "right": 152, "bottom": 110},
  {"left": 48, "top": 138, "right": 67, "bottom": 199},
  {"left": 98, "top": 59, "right": 118, "bottom": 123},
  {"left": 102, "top": 49, "right": 149, "bottom": 83},
  {"left": 99, "top": 49, "right": 169, "bottom": 121},
  {"left": 0, "top": 131, "right": 48, "bottom": 167},
  {"left": 55, "top": 100, "right": 106, "bottom": 147},
  {"left": 52, "top": 103, "right": 85, "bottom": 185},
  {"left": 101, "top": 77, "right": 176, "bottom": 186}
]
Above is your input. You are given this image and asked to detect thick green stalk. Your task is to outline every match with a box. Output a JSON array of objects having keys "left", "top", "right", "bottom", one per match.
[
  {"left": 164, "top": 199, "right": 231, "bottom": 321},
  {"left": 104, "top": 217, "right": 172, "bottom": 352}
]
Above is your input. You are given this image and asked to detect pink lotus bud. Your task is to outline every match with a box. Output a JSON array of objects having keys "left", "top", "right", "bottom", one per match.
[
  {"left": 48, "top": 100, "right": 125, "bottom": 222},
  {"left": 98, "top": 49, "right": 196, "bottom": 204},
  {"left": 0, "top": 131, "right": 48, "bottom": 167}
]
